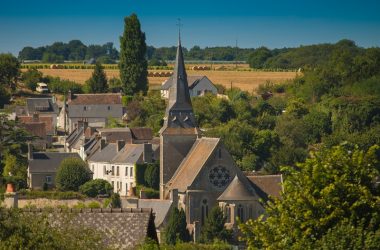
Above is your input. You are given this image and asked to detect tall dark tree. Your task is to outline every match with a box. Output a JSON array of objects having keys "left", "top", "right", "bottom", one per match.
[
  {"left": 119, "top": 13, "right": 148, "bottom": 95},
  {"left": 165, "top": 208, "right": 191, "bottom": 245},
  {"left": 200, "top": 206, "right": 232, "bottom": 243},
  {"left": 85, "top": 62, "right": 108, "bottom": 93},
  {"left": 0, "top": 53, "right": 20, "bottom": 91}
]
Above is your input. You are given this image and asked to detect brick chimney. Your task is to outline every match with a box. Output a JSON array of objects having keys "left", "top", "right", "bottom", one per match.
[
  {"left": 67, "top": 90, "right": 73, "bottom": 102},
  {"left": 143, "top": 143, "right": 152, "bottom": 163},
  {"left": 100, "top": 138, "right": 106, "bottom": 151},
  {"left": 116, "top": 140, "right": 125, "bottom": 152}
]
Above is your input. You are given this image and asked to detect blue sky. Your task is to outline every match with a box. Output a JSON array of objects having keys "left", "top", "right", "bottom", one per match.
[{"left": 1, "top": 0, "right": 379, "bottom": 55}]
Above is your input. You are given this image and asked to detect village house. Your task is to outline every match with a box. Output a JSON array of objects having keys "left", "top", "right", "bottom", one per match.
[
  {"left": 161, "top": 75, "right": 217, "bottom": 99},
  {"left": 87, "top": 139, "right": 159, "bottom": 196},
  {"left": 27, "top": 145, "right": 82, "bottom": 189},
  {"left": 64, "top": 92, "right": 124, "bottom": 133}
]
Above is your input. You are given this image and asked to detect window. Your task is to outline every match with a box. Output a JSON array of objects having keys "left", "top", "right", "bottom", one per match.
[
  {"left": 103, "top": 165, "right": 106, "bottom": 175},
  {"left": 125, "top": 167, "right": 128, "bottom": 176},
  {"left": 108, "top": 106, "right": 111, "bottom": 110},
  {"left": 237, "top": 204, "right": 244, "bottom": 222},
  {"left": 201, "top": 199, "right": 209, "bottom": 225},
  {"left": 112, "top": 166, "right": 115, "bottom": 176},
  {"left": 83, "top": 106, "right": 87, "bottom": 111},
  {"left": 116, "top": 166, "right": 119, "bottom": 176},
  {"left": 111, "top": 181, "right": 114, "bottom": 188},
  {"left": 45, "top": 175, "right": 52, "bottom": 184},
  {"left": 126, "top": 183, "right": 129, "bottom": 195},
  {"left": 130, "top": 167, "right": 133, "bottom": 177}
]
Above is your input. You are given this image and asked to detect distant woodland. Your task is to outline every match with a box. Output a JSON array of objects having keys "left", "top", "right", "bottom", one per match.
[{"left": 18, "top": 39, "right": 367, "bottom": 69}]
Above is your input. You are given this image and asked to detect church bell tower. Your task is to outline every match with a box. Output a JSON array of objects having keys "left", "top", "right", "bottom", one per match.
[{"left": 160, "top": 36, "right": 200, "bottom": 199}]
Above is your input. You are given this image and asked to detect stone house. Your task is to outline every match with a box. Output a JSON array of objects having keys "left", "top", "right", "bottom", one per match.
[{"left": 161, "top": 75, "right": 217, "bottom": 99}]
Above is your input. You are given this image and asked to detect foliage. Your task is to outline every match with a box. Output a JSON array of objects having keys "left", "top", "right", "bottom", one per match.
[
  {"left": 110, "top": 193, "right": 121, "bottom": 208},
  {"left": 135, "top": 163, "right": 148, "bottom": 186},
  {"left": 2, "top": 152, "right": 27, "bottom": 189},
  {"left": 119, "top": 13, "right": 148, "bottom": 95},
  {"left": 138, "top": 239, "right": 232, "bottom": 250},
  {"left": 239, "top": 145, "right": 380, "bottom": 249},
  {"left": 85, "top": 62, "right": 108, "bottom": 93},
  {"left": 108, "top": 77, "right": 122, "bottom": 93},
  {"left": 144, "top": 162, "right": 159, "bottom": 190},
  {"left": 0, "top": 208, "right": 107, "bottom": 249},
  {"left": 79, "top": 179, "right": 113, "bottom": 198},
  {"left": 22, "top": 68, "right": 43, "bottom": 91},
  {"left": 0, "top": 53, "right": 20, "bottom": 91},
  {"left": 106, "top": 117, "right": 125, "bottom": 128},
  {"left": 55, "top": 158, "right": 91, "bottom": 191},
  {"left": 200, "top": 206, "right": 232, "bottom": 244},
  {"left": 165, "top": 208, "right": 191, "bottom": 245},
  {"left": 248, "top": 47, "right": 272, "bottom": 69},
  {"left": 17, "top": 189, "right": 86, "bottom": 199},
  {"left": 43, "top": 75, "right": 83, "bottom": 94}
]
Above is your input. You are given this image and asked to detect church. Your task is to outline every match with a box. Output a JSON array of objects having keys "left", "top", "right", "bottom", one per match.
[{"left": 159, "top": 37, "right": 269, "bottom": 236}]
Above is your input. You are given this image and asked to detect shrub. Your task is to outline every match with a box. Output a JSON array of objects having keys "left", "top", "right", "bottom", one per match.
[
  {"left": 17, "top": 189, "right": 86, "bottom": 199},
  {"left": 110, "top": 193, "right": 121, "bottom": 208},
  {"left": 144, "top": 162, "right": 159, "bottom": 190},
  {"left": 79, "top": 179, "right": 112, "bottom": 198},
  {"left": 55, "top": 158, "right": 91, "bottom": 191}
]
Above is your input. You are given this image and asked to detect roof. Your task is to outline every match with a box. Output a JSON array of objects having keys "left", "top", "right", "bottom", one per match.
[
  {"left": 112, "top": 144, "right": 144, "bottom": 164},
  {"left": 218, "top": 175, "right": 257, "bottom": 201},
  {"left": 130, "top": 127, "right": 153, "bottom": 141},
  {"left": 138, "top": 199, "right": 172, "bottom": 228},
  {"left": 29, "top": 152, "right": 81, "bottom": 173},
  {"left": 68, "top": 93, "right": 122, "bottom": 105},
  {"left": 247, "top": 175, "right": 283, "bottom": 199},
  {"left": 161, "top": 75, "right": 209, "bottom": 90},
  {"left": 18, "top": 116, "right": 54, "bottom": 135},
  {"left": 168, "top": 137, "right": 220, "bottom": 192},
  {"left": 97, "top": 128, "right": 132, "bottom": 143},
  {"left": 21, "top": 208, "right": 157, "bottom": 249},
  {"left": 26, "top": 98, "right": 59, "bottom": 114},
  {"left": 87, "top": 143, "right": 117, "bottom": 162},
  {"left": 22, "top": 122, "right": 46, "bottom": 138}
]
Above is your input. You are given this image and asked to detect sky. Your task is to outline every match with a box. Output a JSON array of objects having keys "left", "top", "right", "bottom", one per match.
[{"left": 1, "top": 0, "right": 380, "bottom": 55}]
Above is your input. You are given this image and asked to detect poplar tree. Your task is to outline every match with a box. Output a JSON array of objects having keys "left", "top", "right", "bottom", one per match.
[
  {"left": 119, "top": 13, "right": 148, "bottom": 95},
  {"left": 85, "top": 62, "right": 108, "bottom": 93}
]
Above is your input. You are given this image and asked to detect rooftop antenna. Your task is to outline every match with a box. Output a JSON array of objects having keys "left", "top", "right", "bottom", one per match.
[{"left": 176, "top": 18, "right": 183, "bottom": 44}]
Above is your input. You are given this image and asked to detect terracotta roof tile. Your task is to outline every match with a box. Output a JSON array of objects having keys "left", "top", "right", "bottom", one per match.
[{"left": 18, "top": 116, "right": 54, "bottom": 135}]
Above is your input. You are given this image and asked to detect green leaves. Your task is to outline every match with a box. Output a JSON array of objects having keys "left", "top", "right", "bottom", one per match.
[
  {"left": 85, "top": 62, "right": 108, "bottom": 93},
  {"left": 55, "top": 158, "right": 91, "bottom": 191}
]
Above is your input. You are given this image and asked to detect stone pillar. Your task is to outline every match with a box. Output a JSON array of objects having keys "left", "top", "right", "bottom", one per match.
[
  {"left": 4, "top": 183, "right": 18, "bottom": 208},
  {"left": 230, "top": 203, "right": 236, "bottom": 225},
  {"left": 193, "top": 221, "right": 201, "bottom": 243}
]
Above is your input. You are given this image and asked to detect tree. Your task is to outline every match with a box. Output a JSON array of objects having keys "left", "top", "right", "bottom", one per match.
[
  {"left": 85, "top": 62, "right": 108, "bottom": 93},
  {"left": 22, "top": 68, "right": 43, "bottom": 91},
  {"left": 119, "top": 13, "right": 148, "bottom": 95},
  {"left": 144, "top": 162, "right": 159, "bottom": 190},
  {"left": 0, "top": 53, "right": 20, "bottom": 91},
  {"left": 248, "top": 47, "right": 271, "bottom": 69},
  {"left": 200, "top": 206, "right": 232, "bottom": 243},
  {"left": 165, "top": 208, "right": 191, "bottom": 245},
  {"left": 79, "top": 179, "right": 113, "bottom": 198},
  {"left": 239, "top": 145, "right": 380, "bottom": 249},
  {"left": 110, "top": 193, "right": 121, "bottom": 208},
  {"left": 55, "top": 158, "right": 91, "bottom": 191}
]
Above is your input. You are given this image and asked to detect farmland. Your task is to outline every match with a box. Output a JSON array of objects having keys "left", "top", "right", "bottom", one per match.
[{"left": 29, "top": 67, "right": 298, "bottom": 93}]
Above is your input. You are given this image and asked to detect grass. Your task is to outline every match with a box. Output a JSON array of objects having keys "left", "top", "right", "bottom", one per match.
[{"left": 23, "top": 68, "right": 298, "bottom": 93}]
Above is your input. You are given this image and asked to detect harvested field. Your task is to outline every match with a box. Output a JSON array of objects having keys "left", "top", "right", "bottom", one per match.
[{"left": 32, "top": 69, "right": 298, "bottom": 93}]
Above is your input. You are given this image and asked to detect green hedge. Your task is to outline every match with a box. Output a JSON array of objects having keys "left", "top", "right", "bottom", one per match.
[
  {"left": 136, "top": 185, "right": 159, "bottom": 199},
  {"left": 135, "top": 163, "right": 148, "bottom": 186},
  {"left": 17, "top": 189, "right": 86, "bottom": 200}
]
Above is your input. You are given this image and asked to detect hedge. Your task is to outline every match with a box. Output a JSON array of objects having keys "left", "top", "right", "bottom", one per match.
[{"left": 17, "top": 189, "right": 86, "bottom": 200}]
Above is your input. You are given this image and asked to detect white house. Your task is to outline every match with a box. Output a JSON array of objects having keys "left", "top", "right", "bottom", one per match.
[
  {"left": 87, "top": 139, "right": 159, "bottom": 196},
  {"left": 161, "top": 75, "right": 217, "bottom": 99}
]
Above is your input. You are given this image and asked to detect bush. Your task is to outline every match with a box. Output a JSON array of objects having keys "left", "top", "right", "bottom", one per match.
[
  {"left": 144, "top": 162, "right": 159, "bottom": 190},
  {"left": 55, "top": 158, "right": 91, "bottom": 191},
  {"left": 110, "top": 193, "right": 121, "bottom": 208},
  {"left": 79, "top": 179, "right": 112, "bottom": 198},
  {"left": 17, "top": 189, "right": 86, "bottom": 199},
  {"left": 22, "top": 68, "right": 42, "bottom": 91}
]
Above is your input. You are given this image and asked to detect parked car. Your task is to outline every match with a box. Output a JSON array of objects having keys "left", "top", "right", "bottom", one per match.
[{"left": 36, "top": 82, "right": 49, "bottom": 93}]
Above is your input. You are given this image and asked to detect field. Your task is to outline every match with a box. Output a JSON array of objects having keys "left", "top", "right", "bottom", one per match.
[{"left": 26, "top": 65, "right": 298, "bottom": 93}]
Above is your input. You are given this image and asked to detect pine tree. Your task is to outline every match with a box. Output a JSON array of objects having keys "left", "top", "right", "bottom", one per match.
[
  {"left": 200, "top": 206, "right": 232, "bottom": 243},
  {"left": 119, "top": 13, "right": 148, "bottom": 95},
  {"left": 85, "top": 62, "right": 108, "bottom": 93},
  {"left": 165, "top": 207, "right": 191, "bottom": 245}
]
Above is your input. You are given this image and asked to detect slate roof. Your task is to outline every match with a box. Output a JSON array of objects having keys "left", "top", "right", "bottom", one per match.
[
  {"left": 218, "top": 175, "right": 257, "bottom": 201},
  {"left": 161, "top": 75, "right": 209, "bottom": 90},
  {"left": 68, "top": 93, "right": 122, "bottom": 105},
  {"left": 22, "top": 208, "right": 157, "bottom": 249},
  {"left": 97, "top": 128, "right": 132, "bottom": 143},
  {"left": 87, "top": 143, "right": 117, "bottom": 163},
  {"left": 29, "top": 152, "right": 81, "bottom": 173},
  {"left": 26, "top": 98, "right": 59, "bottom": 114},
  {"left": 247, "top": 175, "right": 283, "bottom": 199},
  {"left": 138, "top": 199, "right": 172, "bottom": 228},
  {"left": 168, "top": 137, "right": 220, "bottom": 192}
]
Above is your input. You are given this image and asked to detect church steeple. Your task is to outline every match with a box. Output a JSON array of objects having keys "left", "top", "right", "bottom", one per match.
[{"left": 162, "top": 36, "right": 197, "bottom": 129}]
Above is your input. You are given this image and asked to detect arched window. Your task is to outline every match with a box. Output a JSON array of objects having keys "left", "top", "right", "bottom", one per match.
[
  {"left": 225, "top": 205, "right": 231, "bottom": 223},
  {"left": 201, "top": 199, "right": 209, "bottom": 225},
  {"left": 237, "top": 204, "right": 244, "bottom": 222}
]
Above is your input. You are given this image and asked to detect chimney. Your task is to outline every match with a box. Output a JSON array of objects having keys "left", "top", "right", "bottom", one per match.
[
  {"left": 28, "top": 143, "right": 33, "bottom": 160},
  {"left": 67, "top": 90, "right": 73, "bottom": 102},
  {"left": 100, "top": 138, "right": 106, "bottom": 151},
  {"left": 77, "top": 120, "right": 84, "bottom": 130},
  {"left": 143, "top": 143, "right": 152, "bottom": 163},
  {"left": 32, "top": 113, "right": 39, "bottom": 122},
  {"left": 4, "top": 184, "right": 18, "bottom": 208},
  {"left": 116, "top": 140, "right": 125, "bottom": 152},
  {"left": 170, "top": 189, "right": 179, "bottom": 208}
]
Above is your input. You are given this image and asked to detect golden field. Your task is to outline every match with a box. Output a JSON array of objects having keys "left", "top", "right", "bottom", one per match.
[{"left": 30, "top": 68, "right": 298, "bottom": 93}]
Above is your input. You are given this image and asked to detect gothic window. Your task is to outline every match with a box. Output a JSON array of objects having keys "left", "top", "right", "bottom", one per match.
[
  {"left": 201, "top": 199, "right": 209, "bottom": 225},
  {"left": 208, "top": 165, "right": 231, "bottom": 189},
  {"left": 237, "top": 204, "right": 244, "bottom": 222}
]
